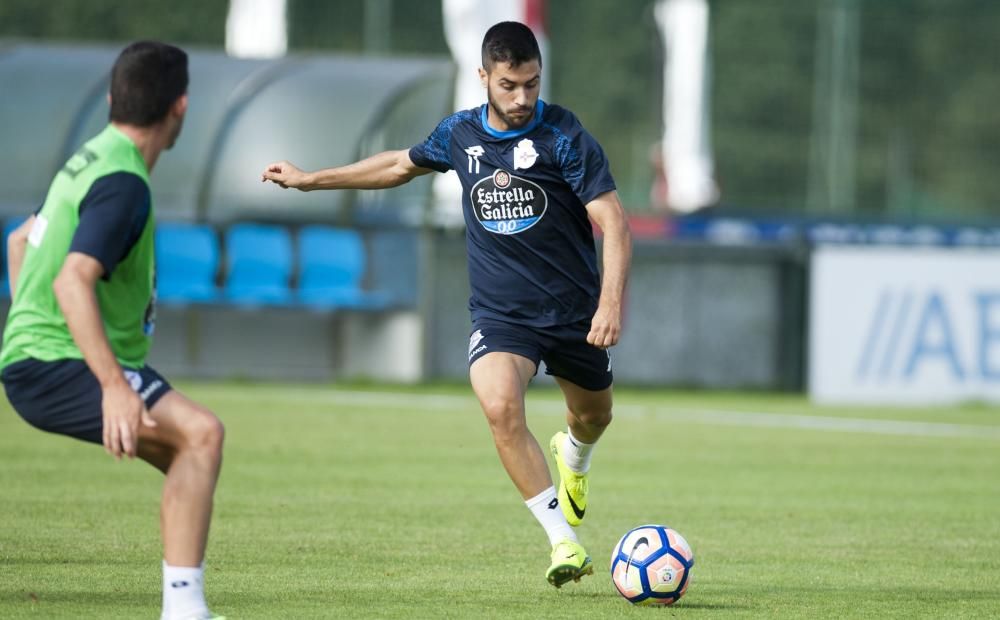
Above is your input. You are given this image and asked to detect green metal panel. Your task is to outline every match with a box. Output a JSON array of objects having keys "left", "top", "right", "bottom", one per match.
[
  {"left": 0, "top": 44, "right": 452, "bottom": 224},
  {"left": 204, "top": 54, "right": 452, "bottom": 224},
  {"left": 68, "top": 50, "right": 274, "bottom": 220},
  {"left": 0, "top": 44, "right": 115, "bottom": 215}
]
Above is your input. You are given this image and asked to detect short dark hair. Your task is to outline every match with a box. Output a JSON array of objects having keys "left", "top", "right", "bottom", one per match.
[
  {"left": 481, "top": 21, "right": 542, "bottom": 70},
  {"left": 109, "top": 41, "right": 188, "bottom": 126}
]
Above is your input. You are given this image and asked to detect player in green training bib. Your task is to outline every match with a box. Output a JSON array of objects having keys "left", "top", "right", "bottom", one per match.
[{"left": 1, "top": 42, "right": 225, "bottom": 620}]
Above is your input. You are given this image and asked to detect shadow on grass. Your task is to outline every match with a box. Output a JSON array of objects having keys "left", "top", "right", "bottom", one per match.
[
  {"left": 671, "top": 601, "right": 755, "bottom": 610},
  {"left": 557, "top": 591, "right": 751, "bottom": 609}
]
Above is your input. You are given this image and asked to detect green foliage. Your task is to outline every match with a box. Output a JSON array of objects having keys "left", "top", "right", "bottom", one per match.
[
  {"left": 547, "top": 0, "right": 662, "bottom": 210},
  {"left": 711, "top": 0, "right": 1000, "bottom": 219},
  {"left": 0, "top": 0, "right": 227, "bottom": 44},
  {"left": 289, "top": 0, "right": 446, "bottom": 55},
  {"left": 859, "top": 0, "right": 1000, "bottom": 218},
  {"left": 1, "top": 383, "right": 999, "bottom": 618},
  {"left": 3, "top": 0, "right": 1000, "bottom": 217},
  {"left": 711, "top": 0, "right": 818, "bottom": 212}
]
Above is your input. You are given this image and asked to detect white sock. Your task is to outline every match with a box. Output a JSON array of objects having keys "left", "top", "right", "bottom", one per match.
[
  {"left": 162, "top": 561, "right": 209, "bottom": 620},
  {"left": 562, "top": 429, "right": 596, "bottom": 473},
  {"left": 526, "top": 486, "right": 578, "bottom": 546}
]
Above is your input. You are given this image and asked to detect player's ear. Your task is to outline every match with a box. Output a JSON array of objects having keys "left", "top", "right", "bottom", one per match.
[
  {"left": 171, "top": 93, "right": 188, "bottom": 118},
  {"left": 478, "top": 67, "right": 488, "bottom": 89}
]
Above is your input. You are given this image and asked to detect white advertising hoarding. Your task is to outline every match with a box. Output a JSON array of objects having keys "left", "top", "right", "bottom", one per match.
[{"left": 809, "top": 246, "right": 1000, "bottom": 404}]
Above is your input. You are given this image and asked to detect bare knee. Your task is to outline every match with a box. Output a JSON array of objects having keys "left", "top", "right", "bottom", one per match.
[
  {"left": 569, "top": 403, "right": 613, "bottom": 429},
  {"left": 181, "top": 406, "right": 225, "bottom": 457},
  {"left": 480, "top": 397, "right": 526, "bottom": 442}
]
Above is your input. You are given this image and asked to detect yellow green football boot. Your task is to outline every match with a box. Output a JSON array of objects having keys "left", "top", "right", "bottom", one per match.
[
  {"left": 546, "top": 539, "right": 594, "bottom": 588},
  {"left": 549, "top": 431, "right": 589, "bottom": 526}
]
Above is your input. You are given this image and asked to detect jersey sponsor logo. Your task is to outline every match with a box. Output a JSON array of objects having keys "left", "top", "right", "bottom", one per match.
[
  {"left": 465, "top": 145, "right": 485, "bottom": 174},
  {"left": 470, "top": 169, "right": 548, "bottom": 235},
  {"left": 27, "top": 215, "right": 48, "bottom": 248},
  {"left": 513, "top": 138, "right": 538, "bottom": 170}
]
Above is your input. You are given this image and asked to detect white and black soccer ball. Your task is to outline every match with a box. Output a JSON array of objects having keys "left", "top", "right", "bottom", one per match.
[{"left": 610, "top": 524, "right": 694, "bottom": 606}]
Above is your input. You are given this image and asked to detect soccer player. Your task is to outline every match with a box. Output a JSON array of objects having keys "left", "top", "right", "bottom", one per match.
[
  {"left": 261, "top": 21, "right": 630, "bottom": 588},
  {"left": 1, "top": 42, "right": 225, "bottom": 620}
]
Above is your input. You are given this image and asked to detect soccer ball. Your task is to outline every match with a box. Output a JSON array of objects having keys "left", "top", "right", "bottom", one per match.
[{"left": 610, "top": 524, "right": 694, "bottom": 606}]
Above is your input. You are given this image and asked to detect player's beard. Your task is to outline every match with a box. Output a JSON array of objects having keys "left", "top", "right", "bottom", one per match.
[
  {"left": 487, "top": 89, "right": 534, "bottom": 130},
  {"left": 165, "top": 115, "right": 184, "bottom": 149}
]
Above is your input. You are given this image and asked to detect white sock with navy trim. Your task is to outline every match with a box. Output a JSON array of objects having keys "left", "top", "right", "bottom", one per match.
[
  {"left": 162, "top": 561, "right": 209, "bottom": 620},
  {"left": 562, "top": 429, "right": 596, "bottom": 473},
  {"left": 526, "top": 486, "right": 578, "bottom": 546}
]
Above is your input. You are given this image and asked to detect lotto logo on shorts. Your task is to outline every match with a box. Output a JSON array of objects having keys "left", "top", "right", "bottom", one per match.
[
  {"left": 470, "top": 169, "right": 548, "bottom": 235},
  {"left": 123, "top": 370, "right": 143, "bottom": 392},
  {"left": 468, "top": 330, "right": 488, "bottom": 360},
  {"left": 469, "top": 330, "right": 484, "bottom": 356}
]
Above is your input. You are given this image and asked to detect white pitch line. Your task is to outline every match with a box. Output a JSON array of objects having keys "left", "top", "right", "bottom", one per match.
[{"left": 200, "top": 387, "right": 1000, "bottom": 440}]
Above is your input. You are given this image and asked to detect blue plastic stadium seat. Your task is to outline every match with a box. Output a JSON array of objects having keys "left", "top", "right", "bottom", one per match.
[
  {"left": 155, "top": 222, "right": 221, "bottom": 304},
  {"left": 1, "top": 215, "right": 30, "bottom": 299},
  {"left": 224, "top": 223, "right": 294, "bottom": 306},
  {"left": 297, "top": 225, "right": 391, "bottom": 310}
]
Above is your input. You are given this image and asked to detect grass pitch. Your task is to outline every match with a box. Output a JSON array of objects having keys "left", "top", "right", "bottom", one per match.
[{"left": 1, "top": 383, "right": 998, "bottom": 618}]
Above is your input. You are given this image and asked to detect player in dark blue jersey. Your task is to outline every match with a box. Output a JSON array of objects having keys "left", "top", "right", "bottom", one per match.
[{"left": 262, "top": 21, "right": 631, "bottom": 588}]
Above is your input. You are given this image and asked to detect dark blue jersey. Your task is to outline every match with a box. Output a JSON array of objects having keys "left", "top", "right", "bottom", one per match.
[{"left": 409, "top": 100, "right": 616, "bottom": 327}]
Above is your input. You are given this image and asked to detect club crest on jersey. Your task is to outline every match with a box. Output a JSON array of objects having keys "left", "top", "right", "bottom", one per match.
[
  {"left": 470, "top": 169, "right": 548, "bottom": 235},
  {"left": 513, "top": 138, "right": 538, "bottom": 170}
]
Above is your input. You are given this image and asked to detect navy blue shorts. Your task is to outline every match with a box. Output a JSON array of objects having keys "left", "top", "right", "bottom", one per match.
[
  {"left": 2, "top": 358, "right": 172, "bottom": 445},
  {"left": 468, "top": 317, "right": 613, "bottom": 391}
]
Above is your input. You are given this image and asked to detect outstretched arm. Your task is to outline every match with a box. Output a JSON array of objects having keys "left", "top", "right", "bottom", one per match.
[
  {"left": 584, "top": 190, "right": 632, "bottom": 349},
  {"left": 261, "top": 150, "right": 433, "bottom": 192}
]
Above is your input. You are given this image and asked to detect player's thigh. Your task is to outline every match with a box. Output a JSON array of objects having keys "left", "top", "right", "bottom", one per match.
[
  {"left": 469, "top": 352, "right": 538, "bottom": 423},
  {"left": 2, "top": 359, "right": 104, "bottom": 444},
  {"left": 138, "top": 388, "right": 224, "bottom": 457},
  {"left": 467, "top": 319, "right": 541, "bottom": 408}
]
